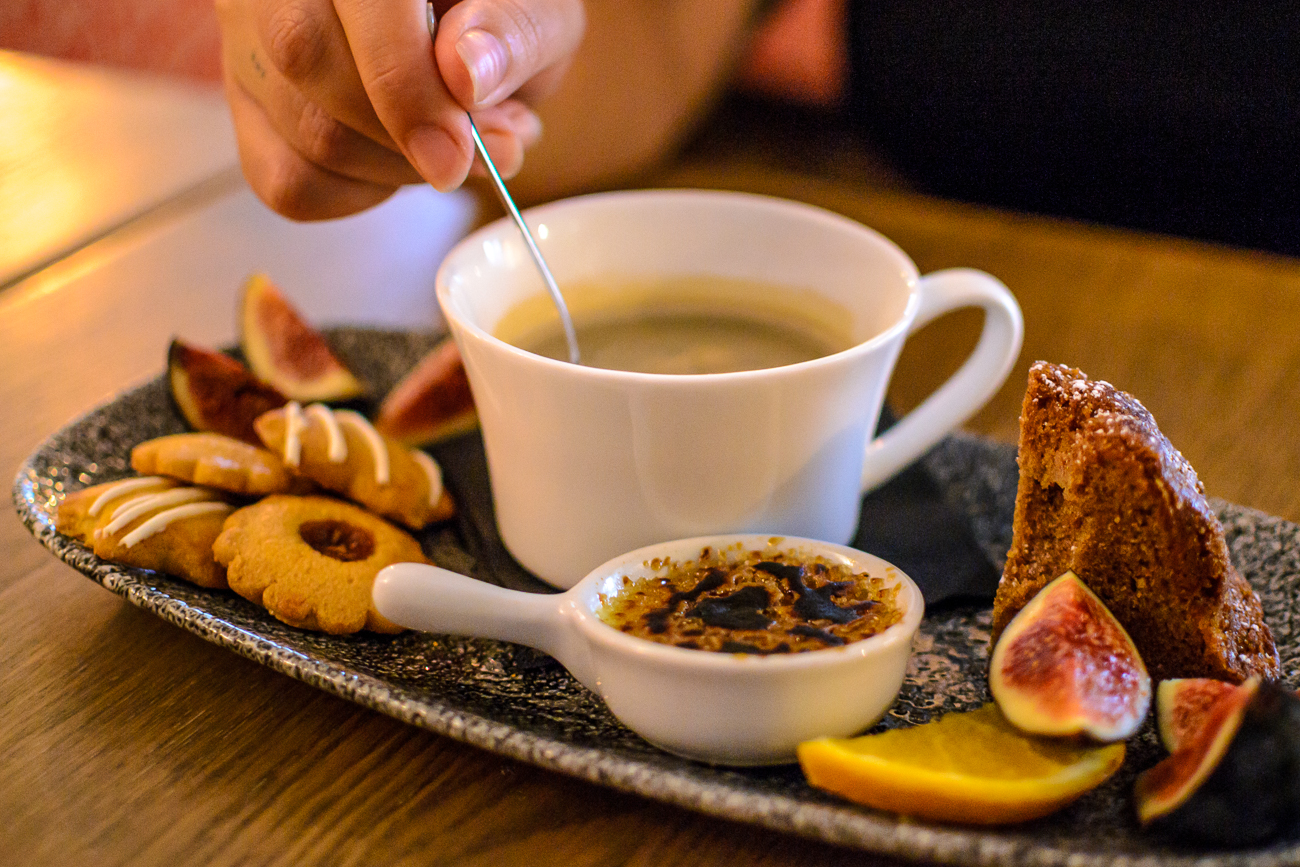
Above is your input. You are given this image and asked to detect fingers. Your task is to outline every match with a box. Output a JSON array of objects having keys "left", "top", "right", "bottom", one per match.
[
  {"left": 435, "top": 0, "right": 586, "bottom": 109},
  {"left": 224, "top": 67, "right": 401, "bottom": 220},
  {"left": 332, "top": 0, "right": 476, "bottom": 192},
  {"left": 250, "top": 0, "right": 399, "bottom": 149},
  {"left": 327, "top": 0, "right": 582, "bottom": 190},
  {"left": 225, "top": 16, "right": 423, "bottom": 187},
  {"left": 241, "top": 0, "right": 535, "bottom": 190},
  {"left": 217, "top": 0, "right": 575, "bottom": 216},
  {"left": 221, "top": 0, "right": 415, "bottom": 215}
]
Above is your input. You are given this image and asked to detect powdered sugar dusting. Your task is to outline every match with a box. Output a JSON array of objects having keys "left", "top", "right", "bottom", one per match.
[{"left": 1069, "top": 377, "right": 1114, "bottom": 399}]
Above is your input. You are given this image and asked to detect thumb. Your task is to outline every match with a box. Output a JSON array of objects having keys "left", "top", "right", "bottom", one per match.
[{"left": 434, "top": 0, "right": 586, "bottom": 110}]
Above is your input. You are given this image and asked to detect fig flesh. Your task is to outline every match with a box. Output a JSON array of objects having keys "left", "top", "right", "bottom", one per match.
[
  {"left": 1136, "top": 678, "right": 1300, "bottom": 846},
  {"left": 990, "top": 570, "right": 1151, "bottom": 742},
  {"left": 168, "top": 339, "right": 286, "bottom": 444},
  {"left": 374, "top": 336, "right": 478, "bottom": 446},
  {"left": 239, "top": 273, "right": 366, "bottom": 402},
  {"left": 1156, "top": 678, "right": 1239, "bottom": 753}
]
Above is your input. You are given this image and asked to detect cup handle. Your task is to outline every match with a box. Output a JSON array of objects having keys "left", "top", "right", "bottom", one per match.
[{"left": 860, "top": 268, "right": 1023, "bottom": 493}]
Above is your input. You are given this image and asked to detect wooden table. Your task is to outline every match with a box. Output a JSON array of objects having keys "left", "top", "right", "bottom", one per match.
[{"left": 5, "top": 60, "right": 1300, "bottom": 867}]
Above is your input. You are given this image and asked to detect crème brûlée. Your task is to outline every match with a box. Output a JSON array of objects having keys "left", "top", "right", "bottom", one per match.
[{"left": 599, "top": 543, "right": 904, "bottom": 654}]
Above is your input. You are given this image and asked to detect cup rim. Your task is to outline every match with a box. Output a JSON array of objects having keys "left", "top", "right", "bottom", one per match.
[
  {"left": 564, "top": 533, "right": 925, "bottom": 672},
  {"left": 435, "top": 189, "right": 922, "bottom": 380}
]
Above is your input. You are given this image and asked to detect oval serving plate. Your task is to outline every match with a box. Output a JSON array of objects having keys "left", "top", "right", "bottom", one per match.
[{"left": 13, "top": 328, "right": 1300, "bottom": 867}]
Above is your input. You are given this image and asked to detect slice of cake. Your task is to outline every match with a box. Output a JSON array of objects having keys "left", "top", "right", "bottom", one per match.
[{"left": 992, "top": 361, "right": 1279, "bottom": 682}]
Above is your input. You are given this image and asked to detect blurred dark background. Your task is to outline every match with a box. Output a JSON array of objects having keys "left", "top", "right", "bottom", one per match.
[{"left": 697, "top": 2, "right": 1300, "bottom": 257}]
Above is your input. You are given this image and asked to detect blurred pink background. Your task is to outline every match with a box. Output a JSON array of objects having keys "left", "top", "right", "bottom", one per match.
[{"left": 1, "top": 0, "right": 222, "bottom": 81}]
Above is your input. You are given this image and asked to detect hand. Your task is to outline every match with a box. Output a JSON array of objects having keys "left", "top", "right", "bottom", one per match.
[{"left": 215, "top": 0, "right": 586, "bottom": 220}]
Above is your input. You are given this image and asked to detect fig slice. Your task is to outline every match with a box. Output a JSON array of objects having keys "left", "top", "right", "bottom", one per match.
[
  {"left": 1136, "top": 677, "right": 1300, "bottom": 845},
  {"left": 168, "top": 339, "right": 287, "bottom": 444},
  {"left": 374, "top": 336, "right": 478, "bottom": 446},
  {"left": 989, "top": 570, "right": 1151, "bottom": 742},
  {"left": 239, "top": 273, "right": 366, "bottom": 402},
  {"left": 1155, "top": 677, "right": 1239, "bottom": 753}
]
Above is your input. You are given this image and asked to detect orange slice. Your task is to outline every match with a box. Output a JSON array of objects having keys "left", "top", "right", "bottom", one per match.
[{"left": 797, "top": 704, "right": 1125, "bottom": 825}]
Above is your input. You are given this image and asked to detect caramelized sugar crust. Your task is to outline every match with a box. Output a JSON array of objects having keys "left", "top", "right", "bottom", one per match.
[{"left": 992, "top": 362, "right": 1279, "bottom": 682}]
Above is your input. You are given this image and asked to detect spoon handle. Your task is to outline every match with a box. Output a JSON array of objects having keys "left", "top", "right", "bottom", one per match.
[
  {"left": 465, "top": 118, "right": 581, "bottom": 364},
  {"left": 426, "top": 2, "right": 581, "bottom": 365},
  {"left": 374, "top": 562, "right": 552, "bottom": 638},
  {"left": 373, "top": 562, "right": 603, "bottom": 689}
]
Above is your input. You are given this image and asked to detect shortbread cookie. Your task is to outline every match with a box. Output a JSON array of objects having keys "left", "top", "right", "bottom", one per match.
[
  {"left": 58, "top": 477, "right": 232, "bottom": 588},
  {"left": 213, "top": 495, "right": 427, "bottom": 634},
  {"left": 255, "top": 402, "right": 454, "bottom": 530},
  {"left": 131, "top": 431, "right": 313, "bottom": 497}
]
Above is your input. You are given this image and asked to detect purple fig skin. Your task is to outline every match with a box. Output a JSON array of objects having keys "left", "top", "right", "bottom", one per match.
[
  {"left": 1137, "top": 679, "right": 1300, "bottom": 846},
  {"left": 168, "top": 339, "right": 286, "bottom": 445}
]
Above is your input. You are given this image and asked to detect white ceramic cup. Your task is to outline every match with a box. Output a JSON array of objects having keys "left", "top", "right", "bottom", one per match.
[
  {"left": 436, "top": 189, "right": 1022, "bottom": 588},
  {"left": 374, "top": 534, "right": 924, "bottom": 765}
]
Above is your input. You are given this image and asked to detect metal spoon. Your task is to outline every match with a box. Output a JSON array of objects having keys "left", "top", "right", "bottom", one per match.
[{"left": 427, "top": 3, "right": 581, "bottom": 365}]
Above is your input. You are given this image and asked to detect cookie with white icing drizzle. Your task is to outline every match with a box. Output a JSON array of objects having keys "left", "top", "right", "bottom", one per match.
[
  {"left": 254, "top": 402, "right": 454, "bottom": 530},
  {"left": 56, "top": 477, "right": 233, "bottom": 588},
  {"left": 55, "top": 475, "right": 180, "bottom": 543}
]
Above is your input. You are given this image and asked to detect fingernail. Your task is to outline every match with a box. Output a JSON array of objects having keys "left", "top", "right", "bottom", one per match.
[
  {"left": 407, "top": 125, "right": 470, "bottom": 192},
  {"left": 456, "top": 29, "right": 507, "bottom": 104}
]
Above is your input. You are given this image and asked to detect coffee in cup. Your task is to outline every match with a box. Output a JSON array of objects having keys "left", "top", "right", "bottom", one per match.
[{"left": 493, "top": 275, "right": 855, "bottom": 374}]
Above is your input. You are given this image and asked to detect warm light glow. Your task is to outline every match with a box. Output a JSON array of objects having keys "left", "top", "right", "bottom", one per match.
[
  {"left": 0, "top": 52, "right": 235, "bottom": 286},
  {"left": 0, "top": 56, "right": 97, "bottom": 281}
]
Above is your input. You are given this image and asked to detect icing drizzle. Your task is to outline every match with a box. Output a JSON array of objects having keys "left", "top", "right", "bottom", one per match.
[
  {"left": 283, "top": 401, "right": 306, "bottom": 467},
  {"left": 99, "top": 487, "right": 221, "bottom": 537},
  {"left": 88, "top": 476, "right": 170, "bottom": 517},
  {"left": 336, "top": 409, "right": 390, "bottom": 485},
  {"left": 120, "top": 501, "right": 232, "bottom": 548},
  {"left": 411, "top": 449, "right": 444, "bottom": 507},
  {"left": 280, "top": 402, "right": 393, "bottom": 486},
  {"left": 306, "top": 402, "right": 346, "bottom": 462}
]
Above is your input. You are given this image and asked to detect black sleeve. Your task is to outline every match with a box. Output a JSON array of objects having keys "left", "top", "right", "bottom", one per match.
[{"left": 845, "top": 1, "right": 1300, "bottom": 255}]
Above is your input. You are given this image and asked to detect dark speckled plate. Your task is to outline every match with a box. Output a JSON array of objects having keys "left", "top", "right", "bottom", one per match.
[{"left": 14, "top": 329, "right": 1300, "bottom": 867}]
